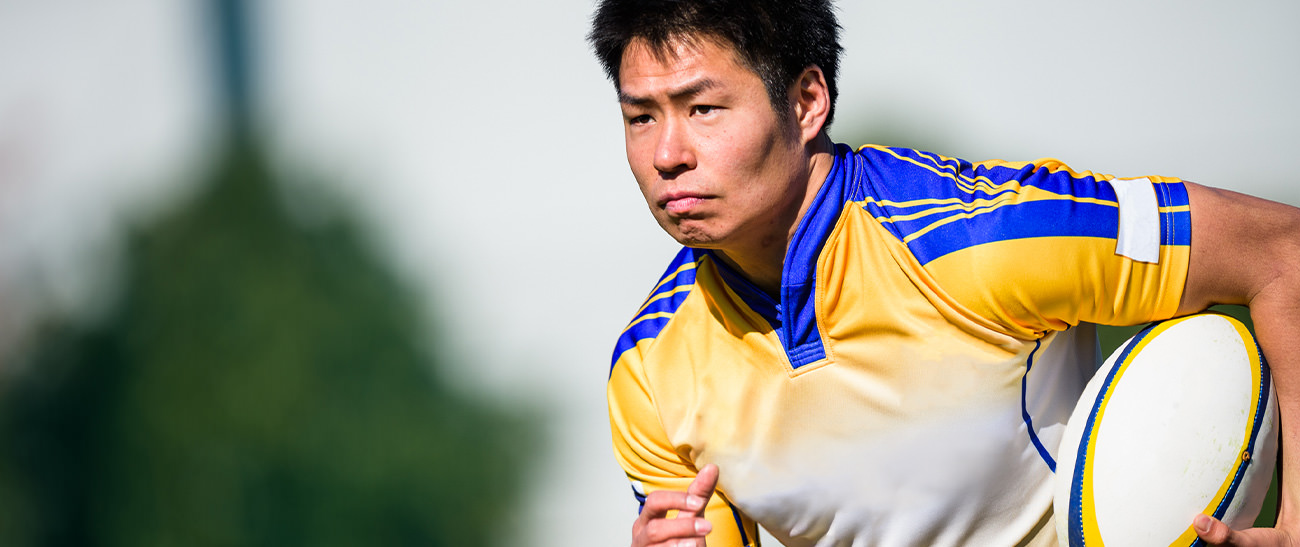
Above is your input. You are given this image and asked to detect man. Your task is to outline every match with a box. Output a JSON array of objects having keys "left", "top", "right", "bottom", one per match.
[{"left": 589, "top": 1, "right": 1300, "bottom": 545}]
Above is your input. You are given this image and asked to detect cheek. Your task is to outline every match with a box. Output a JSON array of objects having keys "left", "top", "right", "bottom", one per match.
[
  {"left": 624, "top": 134, "right": 658, "bottom": 180},
  {"left": 694, "top": 132, "right": 749, "bottom": 176},
  {"left": 715, "top": 116, "right": 781, "bottom": 170},
  {"left": 705, "top": 140, "right": 775, "bottom": 189},
  {"left": 635, "top": 180, "right": 656, "bottom": 209}
]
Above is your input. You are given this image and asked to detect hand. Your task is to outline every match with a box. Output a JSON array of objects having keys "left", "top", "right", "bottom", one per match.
[
  {"left": 1194, "top": 513, "right": 1300, "bottom": 546},
  {"left": 631, "top": 464, "right": 720, "bottom": 547}
]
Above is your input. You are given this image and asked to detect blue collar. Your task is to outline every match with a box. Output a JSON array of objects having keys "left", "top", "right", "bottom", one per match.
[{"left": 703, "top": 143, "right": 859, "bottom": 369}]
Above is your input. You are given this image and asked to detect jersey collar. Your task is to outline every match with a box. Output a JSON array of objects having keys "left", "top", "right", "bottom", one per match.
[{"left": 704, "top": 143, "right": 858, "bottom": 369}]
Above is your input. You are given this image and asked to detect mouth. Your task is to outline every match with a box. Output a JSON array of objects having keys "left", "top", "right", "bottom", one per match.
[{"left": 659, "top": 192, "right": 709, "bottom": 216}]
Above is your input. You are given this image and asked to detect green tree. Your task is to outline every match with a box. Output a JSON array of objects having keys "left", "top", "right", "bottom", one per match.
[{"left": 0, "top": 136, "right": 534, "bottom": 546}]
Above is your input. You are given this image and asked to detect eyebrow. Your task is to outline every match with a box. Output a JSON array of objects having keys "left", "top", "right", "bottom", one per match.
[{"left": 618, "top": 77, "right": 721, "bottom": 106}]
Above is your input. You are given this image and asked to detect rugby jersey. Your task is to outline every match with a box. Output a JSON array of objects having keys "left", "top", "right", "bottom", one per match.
[{"left": 608, "top": 143, "right": 1192, "bottom": 546}]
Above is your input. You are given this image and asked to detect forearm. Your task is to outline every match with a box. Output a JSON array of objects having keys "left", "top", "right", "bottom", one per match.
[
  {"left": 1249, "top": 284, "right": 1300, "bottom": 525},
  {"left": 1180, "top": 183, "right": 1300, "bottom": 544}
]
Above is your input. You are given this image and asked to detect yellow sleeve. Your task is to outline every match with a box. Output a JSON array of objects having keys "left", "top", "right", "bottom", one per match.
[
  {"left": 608, "top": 344, "right": 761, "bottom": 546},
  {"left": 923, "top": 176, "right": 1191, "bottom": 338}
]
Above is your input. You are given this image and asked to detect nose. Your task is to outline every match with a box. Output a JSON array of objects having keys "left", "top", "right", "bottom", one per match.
[{"left": 652, "top": 119, "right": 696, "bottom": 176}]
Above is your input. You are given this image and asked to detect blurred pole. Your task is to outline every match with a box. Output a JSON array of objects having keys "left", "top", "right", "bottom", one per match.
[{"left": 209, "top": 0, "right": 257, "bottom": 136}]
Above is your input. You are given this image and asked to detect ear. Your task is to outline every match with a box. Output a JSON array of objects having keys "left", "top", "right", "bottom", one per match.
[{"left": 790, "top": 65, "right": 831, "bottom": 145}]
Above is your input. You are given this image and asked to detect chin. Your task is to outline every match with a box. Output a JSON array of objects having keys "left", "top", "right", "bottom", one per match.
[
  {"left": 666, "top": 227, "right": 723, "bottom": 249},
  {"left": 657, "top": 217, "right": 716, "bottom": 246},
  {"left": 673, "top": 234, "right": 731, "bottom": 251}
]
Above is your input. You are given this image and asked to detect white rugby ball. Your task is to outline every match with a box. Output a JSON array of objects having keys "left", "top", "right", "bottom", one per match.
[{"left": 1054, "top": 313, "right": 1277, "bottom": 547}]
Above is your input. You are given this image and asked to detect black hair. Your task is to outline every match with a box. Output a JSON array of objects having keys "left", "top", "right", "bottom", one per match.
[{"left": 588, "top": 0, "right": 843, "bottom": 128}]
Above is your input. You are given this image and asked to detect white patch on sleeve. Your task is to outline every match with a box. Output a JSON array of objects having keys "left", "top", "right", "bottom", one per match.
[{"left": 1110, "top": 177, "right": 1161, "bottom": 264}]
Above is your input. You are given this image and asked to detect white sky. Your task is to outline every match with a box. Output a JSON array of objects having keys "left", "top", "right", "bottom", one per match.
[{"left": 1, "top": 1, "right": 1297, "bottom": 545}]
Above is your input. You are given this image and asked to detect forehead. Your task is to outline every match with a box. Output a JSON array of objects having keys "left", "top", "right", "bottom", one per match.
[{"left": 618, "top": 36, "right": 754, "bottom": 93}]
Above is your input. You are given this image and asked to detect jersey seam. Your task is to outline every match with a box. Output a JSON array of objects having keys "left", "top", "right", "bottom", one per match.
[
  {"left": 862, "top": 206, "right": 1037, "bottom": 346},
  {"left": 809, "top": 202, "right": 859, "bottom": 373}
]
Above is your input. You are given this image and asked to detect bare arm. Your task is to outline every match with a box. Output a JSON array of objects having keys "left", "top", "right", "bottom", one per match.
[{"left": 1180, "top": 183, "right": 1300, "bottom": 546}]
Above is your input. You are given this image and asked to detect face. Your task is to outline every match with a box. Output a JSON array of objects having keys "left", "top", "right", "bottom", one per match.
[{"left": 617, "top": 37, "right": 813, "bottom": 256}]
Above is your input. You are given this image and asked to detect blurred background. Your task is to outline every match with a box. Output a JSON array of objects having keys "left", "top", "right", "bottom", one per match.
[{"left": 0, "top": 0, "right": 1295, "bottom": 545}]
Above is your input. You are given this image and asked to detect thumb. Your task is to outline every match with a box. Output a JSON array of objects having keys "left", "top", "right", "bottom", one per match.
[
  {"left": 680, "top": 464, "right": 719, "bottom": 518},
  {"left": 1195, "top": 513, "right": 1236, "bottom": 546}
]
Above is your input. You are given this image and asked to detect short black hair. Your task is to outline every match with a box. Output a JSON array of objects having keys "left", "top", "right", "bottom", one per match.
[{"left": 588, "top": 0, "right": 843, "bottom": 129}]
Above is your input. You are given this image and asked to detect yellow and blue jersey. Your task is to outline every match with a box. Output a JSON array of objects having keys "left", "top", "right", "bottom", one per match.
[{"left": 608, "top": 143, "right": 1192, "bottom": 546}]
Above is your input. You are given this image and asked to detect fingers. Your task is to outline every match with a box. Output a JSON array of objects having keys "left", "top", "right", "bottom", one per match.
[
  {"left": 632, "top": 514, "right": 712, "bottom": 546},
  {"left": 639, "top": 487, "right": 708, "bottom": 520},
  {"left": 639, "top": 464, "right": 718, "bottom": 521},
  {"left": 686, "top": 464, "right": 720, "bottom": 514},
  {"left": 1196, "top": 514, "right": 1238, "bottom": 546},
  {"left": 633, "top": 491, "right": 712, "bottom": 547},
  {"left": 1191, "top": 513, "right": 1291, "bottom": 547},
  {"left": 630, "top": 465, "right": 720, "bottom": 547}
]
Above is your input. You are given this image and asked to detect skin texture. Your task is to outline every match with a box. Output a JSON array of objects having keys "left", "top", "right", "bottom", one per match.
[{"left": 613, "top": 32, "right": 1300, "bottom": 547}]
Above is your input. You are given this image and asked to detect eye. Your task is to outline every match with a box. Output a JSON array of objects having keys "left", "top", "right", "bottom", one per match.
[
  {"left": 692, "top": 105, "right": 718, "bottom": 116},
  {"left": 627, "top": 114, "right": 653, "bottom": 126}
]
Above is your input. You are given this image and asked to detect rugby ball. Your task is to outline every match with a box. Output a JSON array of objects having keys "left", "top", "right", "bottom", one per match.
[{"left": 1054, "top": 313, "right": 1277, "bottom": 547}]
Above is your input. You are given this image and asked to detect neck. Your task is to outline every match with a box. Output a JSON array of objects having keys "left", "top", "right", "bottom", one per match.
[{"left": 716, "top": 135, "right": 836, "bottom": 297}]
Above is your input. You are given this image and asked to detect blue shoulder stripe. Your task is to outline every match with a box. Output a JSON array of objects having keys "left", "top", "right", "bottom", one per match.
[
  {"left": 899, "top": 197, "right": 1120, "bottom": 265},
  {"left": 855, "top": 146, "right": 1188, "bottom": 265},
  {"left": 610, "top": 248, "right": 700, "bottom": 371}
]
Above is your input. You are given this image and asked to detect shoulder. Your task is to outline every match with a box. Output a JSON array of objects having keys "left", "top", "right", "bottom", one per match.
[
  {"left": 847, "top": 145, "right": 1169, "bottom": 263},
  {"left": 608, "top": 247, "right": 703, "bottom": 374},
  {"left": 851, "top": 144, "right": 1115, "bottom": 202}
]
